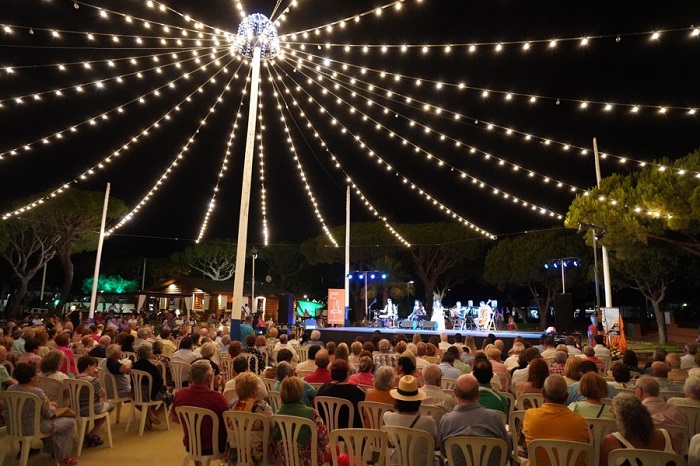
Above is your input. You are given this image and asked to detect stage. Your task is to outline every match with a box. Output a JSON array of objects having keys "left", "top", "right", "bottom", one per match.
[{"left": 305, "top": 325, "right": 544, "bottom": 347}]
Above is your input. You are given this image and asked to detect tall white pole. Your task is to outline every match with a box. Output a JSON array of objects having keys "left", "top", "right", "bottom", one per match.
[
  {"left": 232, "top": 46, "right": 262, "bottom": 335},
  {"left": 593, "top": 137, "right": 613, "bottom": 307},
  {"left": 344, "top": 185, "right": 350, "bottom": 312},
  {"left": 89, "top": 182, "right": 110, "bottom": 321},
  {"left": 561, "top": 259, "right": 566, "bottom": 294},
  {"left": 251, "top": 251, "right": 256, "bottom": 311},
  {"left": 40, "top": 263, "right": 47, "bottom": 302}
]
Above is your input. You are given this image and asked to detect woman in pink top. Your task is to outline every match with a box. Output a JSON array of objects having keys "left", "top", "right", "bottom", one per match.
[
  {"left": 348, "top": 356, "right": 374, "bottom": 386},
  {"left": 54, "top": 332, "right": 76, "bottom": 375}
]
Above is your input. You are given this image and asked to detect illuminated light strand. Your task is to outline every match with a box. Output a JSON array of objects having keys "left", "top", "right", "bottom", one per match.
[
  {"left": 0, "top": 48, "right": 229, "bottom": 161},
  {"left": 267, "top": 65, "right": 412, "bottom": 247},
  {"left": 108, "top": 60, "right": 239, "bottom": 234},
  {"left": 140, "top": 0, "right": 239, "bottom": 36},
  {"left": 287, "top": 46, "right": 700, "bottom": 179},
  {"left": 287, "top": 49, "right": 584, "bottom": 195},
  {"left": 196, "top": 79, "right": 249, "bottom": 243},
  {"left": 271, "top": 0, "right": 303, "bottom": 25},
  {"left": 71, "top": 0, "right": 224, "bottom": 40},
  {"left": 263, "top": 68, "right": 339, "bottom": 247},
  {"left": 288, "top": 49, "right": 700, "bottom": 117},
  {"left": 257, "top": 79, "right": 270, "bottom": 246},
  {"left": 272, "top": 61, "right": 498, "bottom": 239},
  {"left": 0, "top": 46, "right": 220, "bottom": 108},
  {"left": 283, "top": 58, "right": 566, "bottom": 222},
  {"left": 2, "top": 55, "right": 240, "bottom": 220},
  {"left": 287, "top": 24, "right": 700, "bottom": 52},
  {"left": 280, "top": 0, "right": 407, "bottom": 39}
]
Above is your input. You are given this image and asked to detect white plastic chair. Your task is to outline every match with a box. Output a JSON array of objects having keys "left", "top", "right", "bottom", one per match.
[
  {"left": 36, "top": 376, "right": 67, "bottom": 407},
  {"left": 359, "top": 401, "right": 394, "bottom": 429},
  {"left": 670, "top": 404, "right": 700, "bottom": 438},
  {"left": 501, "top": 391, "right": 516, "bottom": 424},
  {"left": 330, "top": 428, "right": 388, "bottom": 466},
  {"left": 267, "top": 390, "right": 282, "bottom": 412},
  {"left": 586, "top": 418, "right": 617, "bottom": 466},
  {"left": 170, "top": 361, "right": 190, "bottom": 393},
  {"left": 515, "top": 393, "right": 544, "bottom": 410},
  {"left": 607, "top": 448, "right": 685, "bottom": 466},
  {"left": 661, "top": 391, "right": 686, "bottom": 402},
  {"left": 0, "top": 391, "right": 59, "bottom": 466},
  {"left": 528, "top": 439, "right": 594, "bottom": 466},
  {"left": 218, "top": 355, "right": 235, "bottom": 382},
  {"left": 296, "top": 346, "right": 309, "bottom": 363},
  {"left": 508, "top": 410, "right": 527, "bottom": 465},
  {"left": 663, "top": 424, "right": 690, "bottom": 456},
  {"left": 2, "top": 360, "right": 14, "bottom": 376},
  {"left": 151, "top": 359, "right": 168, "bottom": 388},
  {"left": 441, "top": 378, "right": 457, "bottom": 390},
  {"left": 598, "top": 356, "right": 611, "bottom": 376},
  {"left": 242, "top": 353, "right": 262, "bottom": 374},
  {"left": 314, "top": 396, "right": 355, "bottom": 431},
  {"left": 382, "top": 424, "right": 437, "bottom": 466},
  {"left": 223, "top": 411, "right": 270, "bottom": 466},
  {"left": 98, "top": 367, "right": 130, "bottom": 424},
  {"left": 418, "top": 404, "right": 448, "bottom": 425},
  {"left": 125, "top": 369, "right": 171, "bottom": 436},
  {"left": 177, "top": 406, "right": 225, "bottom": 466},
  {"left": 262, "top": 377, "right": 277, "bottom": 392},
  {"left": 272, "top": 414, "right": 320, "bottom": 466},
  {"left": 444, "top": 435, "right": 508, "bottom": 466},
  {"left": 64, "top": 378, "right": 114, "bottom": 456}
]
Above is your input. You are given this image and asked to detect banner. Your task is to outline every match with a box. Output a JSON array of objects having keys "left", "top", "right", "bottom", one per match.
[
  {"left": 327, "top": 289, "right": 346, "bottom": 325},
  {"left": 602, "top": 307, "right": 627, "bottom": 353}
]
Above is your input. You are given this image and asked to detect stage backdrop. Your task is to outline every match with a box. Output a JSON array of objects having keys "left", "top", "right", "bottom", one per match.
[{"left": 327, "top": 289, "right": 346, "bottom": 325}]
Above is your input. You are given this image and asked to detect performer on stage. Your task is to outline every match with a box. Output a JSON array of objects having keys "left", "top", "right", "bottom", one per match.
[
  {"left": 432, "top": 299, "right": 446, "bottom": 332},
  {"left": 380, "top": 298, "right": 398, "bottom": 327},
  {"left": 451, "top": 301, "right": 466, "bottom": 319},
  {"left": 409, "top": 300, "right": 426, "bottom": 320},
  {"left": 476, "top": 300, "right": 493, "bottom": 330}
]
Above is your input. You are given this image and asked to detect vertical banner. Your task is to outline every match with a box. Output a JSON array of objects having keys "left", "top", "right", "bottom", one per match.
[
  {"left": 602, "top": 307, "right": 627, "bottom": 353},
  {"left": 327, "top": 289, "right": 346, "bottom": 325}
]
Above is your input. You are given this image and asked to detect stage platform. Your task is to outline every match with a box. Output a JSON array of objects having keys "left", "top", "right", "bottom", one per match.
[{"left": 307, "top": 325, "right": 543, "bottom": 347}]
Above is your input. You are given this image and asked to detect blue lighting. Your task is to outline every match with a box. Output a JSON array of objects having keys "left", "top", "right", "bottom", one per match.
[
  {"left": 573, "top": 260, "right": 579, "bottom": 267},
  {"left": 347, "top": 274, "right": 353, "bottom": 280},
  {"left": 370, "top": 273, "right": 376, "bottom": 279},
  {"left": 358, "top": 274, "right": 364, "bottom": 280},
  {"left": 381, "top": 273, "right": 387, "bottom": 280},
  {"left": 553, "top": 262, "right": 558, "bottom": 268}
]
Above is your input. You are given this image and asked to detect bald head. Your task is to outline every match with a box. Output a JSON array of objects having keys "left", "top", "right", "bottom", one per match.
[
  {"left": 454, "top": 374, "right": 479, "bottom": 403},
  {"left": 422, "top": 364, "right": 443, "bottom": 387},
  {"left": 666, "top": 353, "right": 681, "bottom": 370},
  {"left": 315, "top": 350, "right": 330, "bottom": 369},
  {"left": 543, "top": 375, "right": 569, "bottom": 404},
  {"left": 651, "top": 361, "right": 668, "bottom": 378}
]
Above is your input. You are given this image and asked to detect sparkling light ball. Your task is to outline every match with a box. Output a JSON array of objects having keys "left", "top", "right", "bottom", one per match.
[{"left": 235, "top": 13, "right": 279, "bottom": 60}]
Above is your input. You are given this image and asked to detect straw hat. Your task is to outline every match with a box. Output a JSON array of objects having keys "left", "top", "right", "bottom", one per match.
[{"left": 390, "top": 375, "right": 426, "bottom": 402}]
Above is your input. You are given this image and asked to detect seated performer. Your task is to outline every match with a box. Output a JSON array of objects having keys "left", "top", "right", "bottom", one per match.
[
  {"left": 451, "top": 301, "right": 465, "bottom": 319},
  {"left": 410, "top": 300, "right": 426, "bottom": 321},
  {"left": 380, "top": 298, "right": 398, "bottom": 327},
  {"left": 476, "top": 301, "right": 492, "bottom": 330}
]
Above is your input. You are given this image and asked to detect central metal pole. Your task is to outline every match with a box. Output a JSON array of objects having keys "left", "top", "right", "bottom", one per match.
[
  {"left": 89, "top": 182, "right": 110, "bottom": 321},
  {"left": 232, "top": 46, "right": 262, "bottom": 337},
  {"left": 593, "top": 137, "right": 613, "bottom": 308},
  {"left": 592, "top": 230, "right": 601, "bottom": 313},
  {"left": 561, "top": 259, "right": 566, "bottom": 294}
]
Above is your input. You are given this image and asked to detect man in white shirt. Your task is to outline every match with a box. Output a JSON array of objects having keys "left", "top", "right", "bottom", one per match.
[
  {"left": 422, "top": 364, "right": 455, "bottom": 411},
  {"left": 565, "top": 336, "right": 583, "bottom": 356},
  {"left": 273, "top": 334, "right": 300, "bottom": 368},
  {"left": 681, "top": 344, "right": 697, "bottom": 370},
  {"left": 511, "top": 347, "right": 541, "bottom": 392},
  {"left": 295, "top": 344, "right": 321, "bottom": 373},
  {"left": 540, "top": 337, "right": 557, "bottom": 359},
  {"left": 592, "top": 335, "right": 612, "bottom": 359},
  {"left": 438, "top": 333, "right": 452, "bottom": 352},
  {"left": 407, "top": 343, "right": 430, "bottom": 371},
  {"left": 505, "top": 342, "right": 525, "bottom": 371}
]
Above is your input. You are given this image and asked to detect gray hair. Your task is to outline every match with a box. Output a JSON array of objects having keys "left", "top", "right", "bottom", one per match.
[
  {"left": 636, "top": 375, "right": 660, "bottom": 397},
  {"left": 612, "top": 394, "right": 655, "bottom": 444},
  {"left": 137, "top": 342, "right": 153, "bottom": 360},
  {"left": 379, "top": 339, "right": 392, "bottom": 353},
  {"left": 200, "top": 342, "right": 215, "bottom": 359},
  {"left": 554, "top": 350, "right": 568, "bottom": 364},
  {"left": 543, "top": 375, "right": 569, "bottom": 404},
  {"left": 137, "top": 327, "right": 149, "bottom": 339},
  {"left": 190, "top": 360, "right": 212, "bottom": 385},
  {"left": 374, "top": 365, "right": 395, "bottom": 391},
  {"left": 106, "top": 344, "right": 122, "bottom": 359},
  {"left": 422, "top": 364, "right": 442, "bottom": 387},
  {"left": 685, "top": 373, "right": 700, "bottom": 400},
  {"left": 310, "top": 330, "right": 321, "bottom": 341}
]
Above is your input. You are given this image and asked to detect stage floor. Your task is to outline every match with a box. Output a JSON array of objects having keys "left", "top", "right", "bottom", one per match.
[{"left": 311, "top": 325, "right": 543, "bottom": 347}]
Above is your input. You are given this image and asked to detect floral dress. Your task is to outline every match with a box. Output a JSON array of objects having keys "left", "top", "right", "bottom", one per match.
[{"left": 227, "top": 398, "right": 273, "bottom": 466}]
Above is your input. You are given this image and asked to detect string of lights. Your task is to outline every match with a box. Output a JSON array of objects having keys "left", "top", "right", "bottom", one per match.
[
  {"left": 273, "top": 59, "right": 498, "bottom": 239},
  {"left": 286, "top": 46, "right": 699, "bottom": 117},
  {"left": 287, "top": 49, "right": 585, "bottom": 198},
  {"left": 0, "top": 47, "right": 229, "bottom": 161},
  {"left": 264, "top": 66, "right": 339, "bottom": 247},
  {"left": 137, "top": 0, "right": 242, "bottom": 36},
  {"left": 0, "top": 46, "right": 219, "bottom": 108},
  {"left": 267, "top": 64, "right": 412, "bottom": 247},
  {"left": 270, "top": 0, "right": 303, "bottom": 25},
  {"left": 107, "top": 57, "right": 239, "bottom": 235},
  {"left": 285, "top": 44, "right": 700, "bottom": 178},
  {"left": 196, "top": 78, "right": 249, "bottom": 244},
  {"left": 2, "top": 54, "right": 240, "bottom": 221},
  {"left": 282, "top": 57, "right": 566, "bottom": 223},
  {"left": 257, "top": 79, "right": 270, "bottom": 247}
]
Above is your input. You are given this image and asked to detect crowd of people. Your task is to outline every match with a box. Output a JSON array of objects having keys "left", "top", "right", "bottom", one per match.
[{"left": 1, "top": 312, "right": 700, "bottom": 466}]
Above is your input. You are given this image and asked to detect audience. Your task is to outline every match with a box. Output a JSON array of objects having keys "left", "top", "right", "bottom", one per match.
[
  {"left": 472, "top": 357, "right": 507, "bottom": 414},
  {"left": 316, "top": 359, "right": 365, "bottom": 428},
  {"left": 304, "top": 350, "right": 332, "bottom": 384},
  {"left": 422, "top": 364, "right": 456, "bottom": 412},
  {"left": 365, "top": 365, "right": 396, "bottom": 405},
  {"left": 567, "top": 372, "right": 613, "bottom": 419}
]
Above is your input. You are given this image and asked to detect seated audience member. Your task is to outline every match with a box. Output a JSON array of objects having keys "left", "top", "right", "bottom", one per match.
[
  {"left": 609, "top": 362, "right": 632, "bottom": 389},
  {"left": 622, "top": 349, "right": 642, "bottom": 376},
  {"left": 446, "top": 346, "right": 470, "bottom": 374},
  {"left": 348, "top": 341, "right": 363, "bottom": 368},
  {"left": 650, "top": 361, "right": 677, "bottom": 392},
  {"left": 243, "top": 335, "right": 265, "bottom": 374},
  {"left": 295, "top": 345, "right": 322, "bottom": 373},
  {"left": 472, "top": 357, "right": 507, "bottom": 415},
  {"left": 273, "top": 361, "right": 315, "bottom": 406},
  {"left": 568, "top": 360, "right": 619, "bottom": 403},
  {"left": 171, "top": 337, "right": 198, "bottom": 365},
  {"left": 228, "top": 371, "right": 273, "bottom": 466},
  {"left": 511, "top": 347, "right": 542, "bottom": 391},
  {"left": 523, "top": 375, "right": 590, "bottom": 466},
  {"left": 373, "top": 339, "right": 398, "bottom": 369},
  {"left": 540, "top": 337, "right": 556, "bottom": 359},
  {"left": 225, "top": 356, "right": 268, "bottom": 404},
  {"left": 440, "top": 374, "right": 508, "bottom": 466},
  {"left": 563, "top": 356, "right": 582, "bottom": 385},
  {"left": 568, "top": 372, "right": 614, "bottom": 419},
  {"left": 0, "top": 345, "right": 17, "bottom": 388},
  {"left": 565, "top": 335, "right": 582, "bottom": 356},
  {"left": 103, "top": 344, "right": 132, "bottom": 399},
  {"left": 88, "top": 336, "right": 111, "bottom": 359},
  {"left": 365, "top": 365, "right": 396, "bottom": 406},
  {"left": 383, "top": 375, "right": 439, "bottom": 466},
  {"left": 518, "top": 358, "right": 549, "bottom": 398},
  {"left": 423, "top": 343, "right": 441, "bottom": 365},
  {"left": 548, "top": 351, "right": 567, "bottom": 376},
  {"left": 394, "top": 354, "right": 424, "bottom": 387},
  {"left": 667, "top": 370, "right": 700, "bottom": 407},
  {"left": 422, "top": 364, "right": 455, "bottom": 412},
  {"left": 347, "top": 355, "right": 374, "bottom": 386},
  {"left": 304, "top": 350, "right": 332, "bottom": 384},
  {"left": 305, "top": 330, "right": 324, "bottom": 348},
  {"left": 666, "top": 353, "right": 688, "bottom": 383},
  {"left": 271, "top": 377, "right": 331, "bottom": 466},
  {"left": 505, "top": 343, "right": 525, "bottom": 371},
  {"left": 642, "top": 348, "right": 667, "bottom": 374},
  {"left": 132, "top": 342, "right": 172, "bottom": 428},
  {"left": 682, "top": 344, "right": 698, "bottom": 370},
  {"left": 635, "top": 375, "right": 687, "bottom": 431},
  {"left": 439, "top": 351, "right": 462, "bottom": 381},
  {"left": 316, "top": 359, "right": 365, "bottom": 428},
  {"left": 17, "top": 338, "right": 42, "bottom": 369},
  {"left": 76, "top": 355, "right": 113, "bottom": 446},
  {"left": 592, "top": 335, "right": 611, "bottom": 359},
  {"left": 273, "top": 334, "right": 300, "bottom": 367},
  {"left": 582, "top": 345, "right": 603, "bottom": 365},
  {"left": 600, "top": 394, "right": 679, "bottom": 466},
  {"left": 172, "top": 360, "right": 228, "bottom": 457}
]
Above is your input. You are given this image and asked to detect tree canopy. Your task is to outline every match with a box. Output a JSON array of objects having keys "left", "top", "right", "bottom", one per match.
[{"left": 170, "top": 239, "right": 237, "bottom": 280}]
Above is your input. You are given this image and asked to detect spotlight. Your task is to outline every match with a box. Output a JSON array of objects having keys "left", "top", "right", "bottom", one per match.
[
  {"left": 347, "top": 274, "right": 353, "bottom": 280},
  {"left": 381, "top": 273, "right": 387, "bottom": 280},
  {"left": 358, "top": 274, "right": 364, "bottom": 280},
  {"left": 370, "top": 273, "right": 376, "bottom": 279},
  {"left": 544, "top": 264, "right": 549, "bottom": 269}
]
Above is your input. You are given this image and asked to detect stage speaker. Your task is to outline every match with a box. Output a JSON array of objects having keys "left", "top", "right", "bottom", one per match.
[
  {"left": 554, "top": 293, "right": 574, "bottom": 333},
  {"left": 421, "top": 321, "right": 438, "bottom": 331},
  {"left": 400, "top": 321, "right": 414, "bottom": 329}
]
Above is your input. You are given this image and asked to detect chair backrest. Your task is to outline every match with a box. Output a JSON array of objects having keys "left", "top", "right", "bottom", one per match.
[
  {"left": 130, "top": 369, "right": 154, "bottom": 403},
  {"left": 2, "top": 360, "right": 14, "bottom": 376},
  {"left": 121, "top": 351, "right": 136, "bottom": 362},
  {"left": 177, "top": 406, "right": 225, "bottom": 460},
  {"left": 660, "top": 391, "right": 686, "bottom": 402},
  {"left": 607, "top": 448, "right": 685, "bottom": 466},
  {"left": 586, "top": 418, "right": 617, "bottom": 466},
  {"left": 36, "top": 376, "right": 65, "bottom": 407},
  {"left": 314, "top": 396, "right": 355, "bottom": 432},
  {"left": 296, "top": 347, "right": 309, "bottom": 363},
  {"left": 330, "top": 428, "right": 388, "bottom": 466},
  {"left": 509, "top": 410, "right": 527, "bottom": 465},
  {"left": 673, "top": 404, "right": 700, "bottom": 438},
  {"left": 418, "top": 404, "right": 447, "bottom": 425},
  {"left": 267, "top": 390, "right": 282, "bottom": 412},
  {"left": 296, "top": 370, "right": 313, "bottom": 379},
  {"left": 0, "top": 391, "right": 44, "bottom": 438},
  {"left": 151, "top": 359, "right": 168, "bottom": 387},
  {"left": 64, "top": 378, "right": 98, "bottom": 418},
  {"left": 223, "top": 411, "right": 270, "bottom": 466},
  {"left": 515, "top": 393, "right": 544, "bottom": 410},
  {"left": 272, "top": 414, "right": 319, "bottom": 466},
  {"left": 663, "top": 425, "right": 690, "bottom": 456},
  {"left": 170, "top": 361, "right": 190, "bottom": 391},
  {"left": 223, "top": 389, "right": 237, "bottom": 405},
  {"left": 359, "top": 401, "right": 394, "bottom": 429},
  {"left": 218, "top": 356, "right": 235, "bottom": 382},
  {"left": 444, "top": 435, "right": 508, "bottom": 466},
  {"left": 528, "top": 439, "right": 594, "bottom": 466},
  {"left": 441, "top": 378, "right": 457, "bottom": 390},
  {"left": 501, "top": 392, "right": 516, "bottom": 424},
  {"left": 97, "top": 367, "right": 122, "bottom": 400},
  {"left": 262, "top": 378, "right": 277, "bottom": 392},
  {"left": 381, "top": 424, "right": 435, "bottom": 466},
  {"left": 242, "top": 353, "right": 261, "bottom": 374}
]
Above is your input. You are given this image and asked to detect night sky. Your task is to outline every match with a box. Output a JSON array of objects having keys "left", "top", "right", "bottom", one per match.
[{"left": 1, "top": 0, "right": 699, "bottom": 261}]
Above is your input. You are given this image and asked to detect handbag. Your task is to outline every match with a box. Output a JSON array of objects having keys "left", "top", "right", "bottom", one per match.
[{"left": 54, "top": 406, "right": 77, "bottom": 418}]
